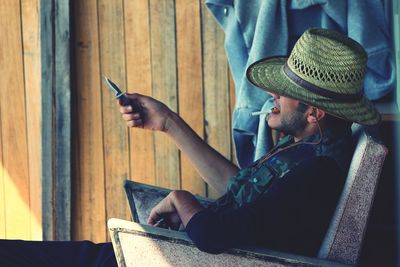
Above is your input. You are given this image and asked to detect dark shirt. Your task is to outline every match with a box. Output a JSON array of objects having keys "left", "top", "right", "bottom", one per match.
[{"left": 186, "top": 154, "right": 346, "bottom": 256}]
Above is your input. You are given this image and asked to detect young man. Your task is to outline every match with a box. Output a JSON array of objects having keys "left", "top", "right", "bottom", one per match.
[
  {"left": 119, "top": 28, "right": 380, "bottom": 256},
  {"left": 0, "top": 28, "right": 381, "bottom": 265}
]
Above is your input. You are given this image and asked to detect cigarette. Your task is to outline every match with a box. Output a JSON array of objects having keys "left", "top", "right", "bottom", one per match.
[
  {"left": 251, "top": 111, "right": 269, "bottom": 116},
  {"left": 153, "top": 218, "right": 165, "bottom": 227},
  {"left": 251, "top": 107, "right": 280, "bottom": 116}
]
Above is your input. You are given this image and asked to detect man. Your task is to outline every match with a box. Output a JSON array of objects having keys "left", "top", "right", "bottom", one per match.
[
  {"left": 119, "top": 28, "right": 380, "bottom": 256},
  {"left": 0, "top": 28, "right": 381, "bottom": 265}
]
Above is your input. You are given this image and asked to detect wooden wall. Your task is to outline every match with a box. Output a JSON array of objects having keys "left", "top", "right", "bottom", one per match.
[
  {"left": 0, "top": 0, "right": 42, "bottom": 240},
  {"left": 0, "top": 0, "right": 398, "bottom": 246},
  {"left": 72, "top": 0, "right": 235, "bottom": 242}
]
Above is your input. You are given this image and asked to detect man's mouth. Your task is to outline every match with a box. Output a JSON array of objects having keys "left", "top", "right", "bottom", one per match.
[
  {"left": 271, "top": 107, "right": 280, "bottom": 114},
  {"left": 251, "top": 106, "right": 281, "bottom": 116}
]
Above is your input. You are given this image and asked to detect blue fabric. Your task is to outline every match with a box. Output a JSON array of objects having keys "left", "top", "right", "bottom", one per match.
[{"left": 205, "top": 0, "right": 394, "bottom": 168}]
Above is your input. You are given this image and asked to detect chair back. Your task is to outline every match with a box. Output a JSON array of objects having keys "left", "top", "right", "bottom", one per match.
[{"left": 318, "top": 125, "right": 388, "bottom": 265}]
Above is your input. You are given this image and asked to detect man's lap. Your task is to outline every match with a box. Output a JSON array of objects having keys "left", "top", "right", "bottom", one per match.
[{"left": 0, "top": 239, "right": 117, "bottom": 267}]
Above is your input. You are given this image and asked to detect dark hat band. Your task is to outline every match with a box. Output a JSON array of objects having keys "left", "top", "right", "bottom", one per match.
[{"left": 283, "top": 64, "right": 363, "bottom": 103}]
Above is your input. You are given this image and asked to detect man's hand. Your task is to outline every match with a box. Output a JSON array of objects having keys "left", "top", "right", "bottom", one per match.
[
  {"left": 148, "top": 190, "right": 205, "bottom": 229},
  {"left": 119, "top": 93, "right": 174, "bottom": 132},
  {"left": 147, "top": 192, "right": 182, "bottom": 230}
]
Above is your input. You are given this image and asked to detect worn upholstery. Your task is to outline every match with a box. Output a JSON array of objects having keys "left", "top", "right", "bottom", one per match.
[
  {"left": 318, "top": 127, "right": 388, "bottom": 264},
  {"left": 109, "top": 126, "right": 387, "bottom": 267},
  {"left": 108, "top": 219, "right": 346, "bottom": 267}
]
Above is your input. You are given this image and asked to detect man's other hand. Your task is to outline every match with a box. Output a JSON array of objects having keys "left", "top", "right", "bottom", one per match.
[
  {"left": 148, "top": 190, "right": 205, "bottom": 229},
  {"left": 147, "top": 191, "right": 182, "bottom": 230}
]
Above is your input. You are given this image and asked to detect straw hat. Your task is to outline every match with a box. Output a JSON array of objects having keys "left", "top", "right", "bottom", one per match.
[{"left": 246, "top": 28, "right": 381, "bottom": 125}]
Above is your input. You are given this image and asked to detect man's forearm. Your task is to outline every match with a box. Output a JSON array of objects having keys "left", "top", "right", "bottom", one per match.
[
  {"left": 170, "top": 190, "right": 205, "bottom": 226},
  {"left": 165, "top": 112, "right": 239, "bottom": 195}
]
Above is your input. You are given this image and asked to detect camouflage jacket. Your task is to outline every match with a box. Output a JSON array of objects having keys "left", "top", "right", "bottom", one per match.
[{"left": 210, "top": 127, "right": 354, "bottom": 211}]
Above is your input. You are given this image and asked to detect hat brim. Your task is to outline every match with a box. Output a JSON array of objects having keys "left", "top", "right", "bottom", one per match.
[{"left": 247, "top": 57, "right": 381, "bottom": 126}]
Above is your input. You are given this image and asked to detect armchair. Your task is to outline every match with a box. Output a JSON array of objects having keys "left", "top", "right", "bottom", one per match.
[{"left": 108, "top": 126, "right": 387, "bottom": 266}]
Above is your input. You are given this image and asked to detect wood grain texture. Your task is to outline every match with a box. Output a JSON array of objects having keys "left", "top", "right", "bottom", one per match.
[
  {"left": 0, "top": 0, "right": 31, "bottom": 239},
  {"left": 201, "top": 2, "right": 231, "bottom": 199},
  {"left": 70, "top": 0, "right": 241, "bottom": 239},
  {"left": 54, "top": 0, "right": 72, "bottom": 241},
  {"left": 98, "top": 0, "right": 131, "bottom": 239},
  {"left": 0, "top": 107, "right": 4, "bottom": 237},
  {"left": 0, "top": 0, "right": 244, "bottom": 242},
  {"left": 228, "top": 69, "right": 237, "bottom": 165},
  {"left": 124, "top": 0, "right": 156, "bottom": 186},
  {"left": 149, "top": 0, "right": 181, "bottom": 190},
  {"left": 40, "top": 0, "right": 72, "bottom": 241},
  {"left": 176, "top": 0, "right": 206, "bottom": 196},
  {"left": 72, "top": 0, "right": 107, "bottom": 242},
  {"left": 40, "top": 0, "right": 54, "bottom": 241},
  {"left": 21, "top": 0, "right": 43, "bottom": 240}
]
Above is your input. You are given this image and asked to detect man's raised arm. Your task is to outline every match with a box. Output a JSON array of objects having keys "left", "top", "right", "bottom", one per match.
[{"left": 119, "top": 93, "right": 239, "bottom": 195}]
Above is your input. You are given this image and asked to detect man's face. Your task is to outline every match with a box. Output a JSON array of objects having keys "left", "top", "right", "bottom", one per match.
[{"left": 266, "top": 92, "right": 308, "bottom": 136}]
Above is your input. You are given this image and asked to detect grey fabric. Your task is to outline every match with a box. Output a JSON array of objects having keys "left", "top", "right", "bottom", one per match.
[
  {"left": 318, "top": 128, "right": 388, "bottom": 265},
  {"left": 108, "top": 219, "right": 347, "bottom": 267}
]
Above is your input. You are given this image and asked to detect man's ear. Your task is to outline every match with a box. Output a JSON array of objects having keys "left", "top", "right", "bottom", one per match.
[{"left": 307, "top": 107, "right": 325, "bottom": 123}]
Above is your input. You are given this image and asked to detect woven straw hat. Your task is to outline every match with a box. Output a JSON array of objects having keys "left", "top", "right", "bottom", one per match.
[{"left": 247, "top": 28, "right": 381, "bottom": 126}]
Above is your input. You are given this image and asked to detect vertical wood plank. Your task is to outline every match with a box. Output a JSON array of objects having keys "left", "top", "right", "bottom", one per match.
[
  {"left": 124, "top": 0, "right": 156, "bottom": 186},
  {"left": 21, "top": 0, "right": 42, "bottom": 241},
  {"left": 149, "top": 0, "right": 181, "bottom": 190},
  {"left": 201, "top": 2, "right": 231, "bottom": 199},
  {"left": 72, "top": 0, "right": 106, "bottom": 242},
  {"left": 0, "top": 0, "right": 31, "bottom": 239},
  {"left": 41, "top": 0, "right": 71, "bottom": 241},
  {"left": 54, "top": 0, "right": 71, "bottom": 241},
  {"left": 40, "top": 0, "right": 54, "bottom": 241},
  {"left": 98, "top": 0, "right": 131, "bottom": 239},
  {"left": 228, "top": 70, "right": 237, "bottom": 165},
  {"left": 0, "top": 111, "right": 4, "bottom": 237},
  {"left": 176, "top": 0, "right": 206, "bottom": 196}
]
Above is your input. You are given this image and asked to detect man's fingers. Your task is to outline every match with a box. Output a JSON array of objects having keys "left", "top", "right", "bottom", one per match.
[
  {"left": 147, "top": 210, "right": 160, "bottom": 225},
  {"left": 122, "top": 113, "right": 140, "bottom": 121},
  {"left": 122, "top": 113, "right": 143, "bottom": 127},
  {"left": 120, "top": 105, "right": 133, "bottom": 114},
  {"left": 127, "top": 119, "right": 143, "bottom": 128}
]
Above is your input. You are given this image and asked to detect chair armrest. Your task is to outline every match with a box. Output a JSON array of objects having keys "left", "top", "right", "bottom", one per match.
[{"left": 108, "top": 218, "right": 350, "bottom": 267}]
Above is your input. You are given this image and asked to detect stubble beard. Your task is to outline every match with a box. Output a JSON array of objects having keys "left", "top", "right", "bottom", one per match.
[{"left": 274, "top": 110, "right": 308, "bottom": 136}]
